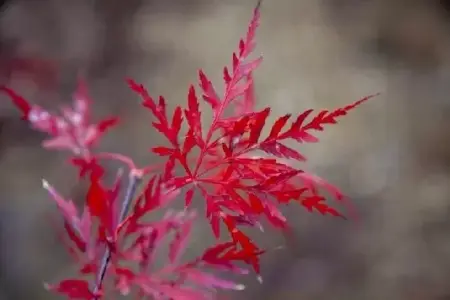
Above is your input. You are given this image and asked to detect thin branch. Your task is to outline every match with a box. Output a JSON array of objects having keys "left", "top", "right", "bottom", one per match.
[{"left": 92, "top": 171, "right": 142, "bottom": 299}]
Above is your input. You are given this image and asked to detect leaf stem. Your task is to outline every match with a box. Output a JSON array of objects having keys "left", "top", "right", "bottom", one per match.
[{"left": 92, "top": 170, "right": 143, "bottom": 299}]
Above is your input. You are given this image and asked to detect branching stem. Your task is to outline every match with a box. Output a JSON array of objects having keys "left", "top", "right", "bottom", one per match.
[{"left": 92, "top": 170, "right": 143, "bottom": 299}]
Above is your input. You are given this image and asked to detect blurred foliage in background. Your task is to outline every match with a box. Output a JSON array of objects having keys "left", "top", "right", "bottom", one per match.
[{"left": 2, "top": 0, "right": 450, "bottom": 299}]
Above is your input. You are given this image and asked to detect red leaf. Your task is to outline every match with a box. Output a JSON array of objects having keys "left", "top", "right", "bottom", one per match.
[
  {"left": 248, "top": 193, "right": 264, "bottom": 214},
  {"left": 85, "top": 116, "right": 119, "bottom": 147},
  {"left": 79, "top": 263, "right": 97, "bottom": 275},
  {"left": 271, "top": 188, "right": 308, "bottom": 204},
  {"left": 158, "top": 96, "right": 167, "bottom": 116},
  {"left": 235, "top": 57, "right": 263, "bottom": 81},
  {"left": 267, "top": 114, "right": 291, "bottom": 139},
  {"left": 185, "top": 85, "right": 204, "bottom": 147},
  {"left": 42, "top": 135, "right": 75, "bottom": 151},
  {"left": 79, "top": 208, "right": 92, "bottom": 246},
  {"left": 0, "top": 85, "right": 32, "bottom": 120},
  {"left": 220, "top": 224, "right": 263, "bottom": 274},
  {"left": 257, "top": 170, "right": 300, "bottom": 189},
  {"left": 231, "top": 115, "right": 251, "bottom": 136},
  {"left": 86, "top": 175, "right": 107, "bottom": 217},
  {"left": 152, "top": 146, "right": 175, "bottom": 156},
  {"left": 185, "top": 188, "right": 195, "bottom": 208},
  {"left": 262, "top": 199, "right": 287, "bottom": 228},
  {"left": 259, "top": 141, "right": 306, "bottom": 161},
  {"left": 4, "top": 80, "right": 119, "bottom": 157},
  {"left": 124, "top": 177, "right": 182, "bottom": 235},
  {"left": 129, "top": 79, "right": 181, "bottom": 146},
  {"left": 63, "top": 221, "right": 86, "bottom": 253},
  {"left": 70, "top": 157, "right": 104, "bottom": 179},
  {"left": 223, "top": 66, "right": 232, "bottom": 84},
  {"left": 204, "top": 0, "right": 263, "bottom": 122},
  {"left": 202, "top": 241, "right": 235, "bottom": 262},
  {"left": 284, "top": 94, "right": 379, "bottom": 143},
  {"left": 183, "top": 129, "right": 196, "bottom": 155},
  {"left": 242, "top": 1, "right": 261, "bottom": 57},
  {"left": 45, "top": 279, "right": 97, "bottom": 299},
  {"left": 198, "top": 70, "right": 220, "bottom": 110},
  {"left": 288, "top": 109, "right": 313, "bottom": 132},
  {"left": 97, "top": 117, "right": 119, "bottom": 133},
  {"left": 42, "top": 180, "right": 80, "bottom": 227},
  {"left": 291, "top": 130, "right": 319, "bottom": 143},
  {"left": 86, "top": 174, "right": 117, "bottom": 238},
  {"left": 298, "top": 172, "right": 345, "bottom": 201},
  {"left": 301, "top": 195, "right": 344, "bottom": 218},
  {"left": 221, "top": 143, "right": 233, "bottom": 158},
  {"left": 128, "top": 79, "right": 158, "bottom": 116},
  {"left": 226, "top": 80, "right": 253, "bottom": 102},
  {"left": 235, "top": 74, "right": 256, "bottom": 115},
  {"left": 248, "top": 108, "right": 270, "bottom": 145},
  {"left": 171, "top": 106, "right": 183, "bottom": 143}
]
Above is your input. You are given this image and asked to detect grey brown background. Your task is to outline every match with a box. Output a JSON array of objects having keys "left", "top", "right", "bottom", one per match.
[{"left": 1, "top": 0, "right": 450, "bottom": 299}]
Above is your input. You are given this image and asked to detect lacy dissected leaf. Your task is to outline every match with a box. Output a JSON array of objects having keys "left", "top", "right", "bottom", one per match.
[
  {"left": 215, "top": 94, "right": 378, "bottom": 163},
  {"left": 2, "top": 1, "right": 377, "bottom": 299},
  {"left": 115, "top": 210, "right": 248, "bottom": 300},
  {"left": 43, "top": 179, "right": 103, "bottom": 268},
  {"left": 191, "top": 150, "right": 351, "bottom": 238},
  {"left": 122, "top": 210, "right": 196, "bottom": 260},
  {"left": 120, "top": 176, "right": 181, "bottom": 235},
  {"left": 201, "top": 241, "right": 250, "bottom": 274},
  {"left": 301, "top": 195, "right": 343, "bottom": 217},
  {"left": 43, "top": 179, "right": 80, "bottom": 227},
  {"left": 278, "top": 94, "right": 379, "bottom": 143},
  {"left": 127, "top": 79, "right": 182, "bottom": 147},
  {"left": 129, "top": 0, "right": 263, "bottom": 161},
  {"left": 1, "top": 79, "right": 119, "bottom": 158},
  {"left": 221, "top": 214, "right": 264, "bottom": 273}
]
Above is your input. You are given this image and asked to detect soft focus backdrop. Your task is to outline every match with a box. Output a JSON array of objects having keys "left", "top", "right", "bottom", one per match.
[{"left": 1, "top": 0, "right": 450, "bottom": 299}]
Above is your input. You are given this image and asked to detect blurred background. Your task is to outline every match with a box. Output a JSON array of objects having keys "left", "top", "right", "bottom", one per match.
[{"left": 1, "top": 0, "right": 450, "bottom": 299}]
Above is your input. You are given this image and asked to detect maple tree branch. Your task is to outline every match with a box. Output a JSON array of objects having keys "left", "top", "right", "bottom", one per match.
[
  {"left": 92, "top": 170, "right": 143, "bottom": 299},
  {"left": 96, "top": 152, "right": 137, "bottom": 170}
]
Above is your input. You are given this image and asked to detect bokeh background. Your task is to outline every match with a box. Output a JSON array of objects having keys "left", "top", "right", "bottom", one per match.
[{"left": 1, "top": 0, "right": 450, "bottom": 299}]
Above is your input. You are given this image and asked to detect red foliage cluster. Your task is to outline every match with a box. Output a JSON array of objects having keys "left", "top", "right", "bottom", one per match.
[{"left": 0, "top": 2, "right": 376, "bottom": 299}]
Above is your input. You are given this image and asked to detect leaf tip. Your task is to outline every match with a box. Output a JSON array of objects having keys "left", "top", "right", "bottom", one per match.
[
  {"left": 42, "top": 179, "right": 50, "bottom": 190},
  {"left": 257, "top": 275, "right": 263, "bottom": 284}
]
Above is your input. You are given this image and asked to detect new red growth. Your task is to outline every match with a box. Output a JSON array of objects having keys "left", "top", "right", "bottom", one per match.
[{"left": 0, "top": 1, "right": 376, "bottom": 299}]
